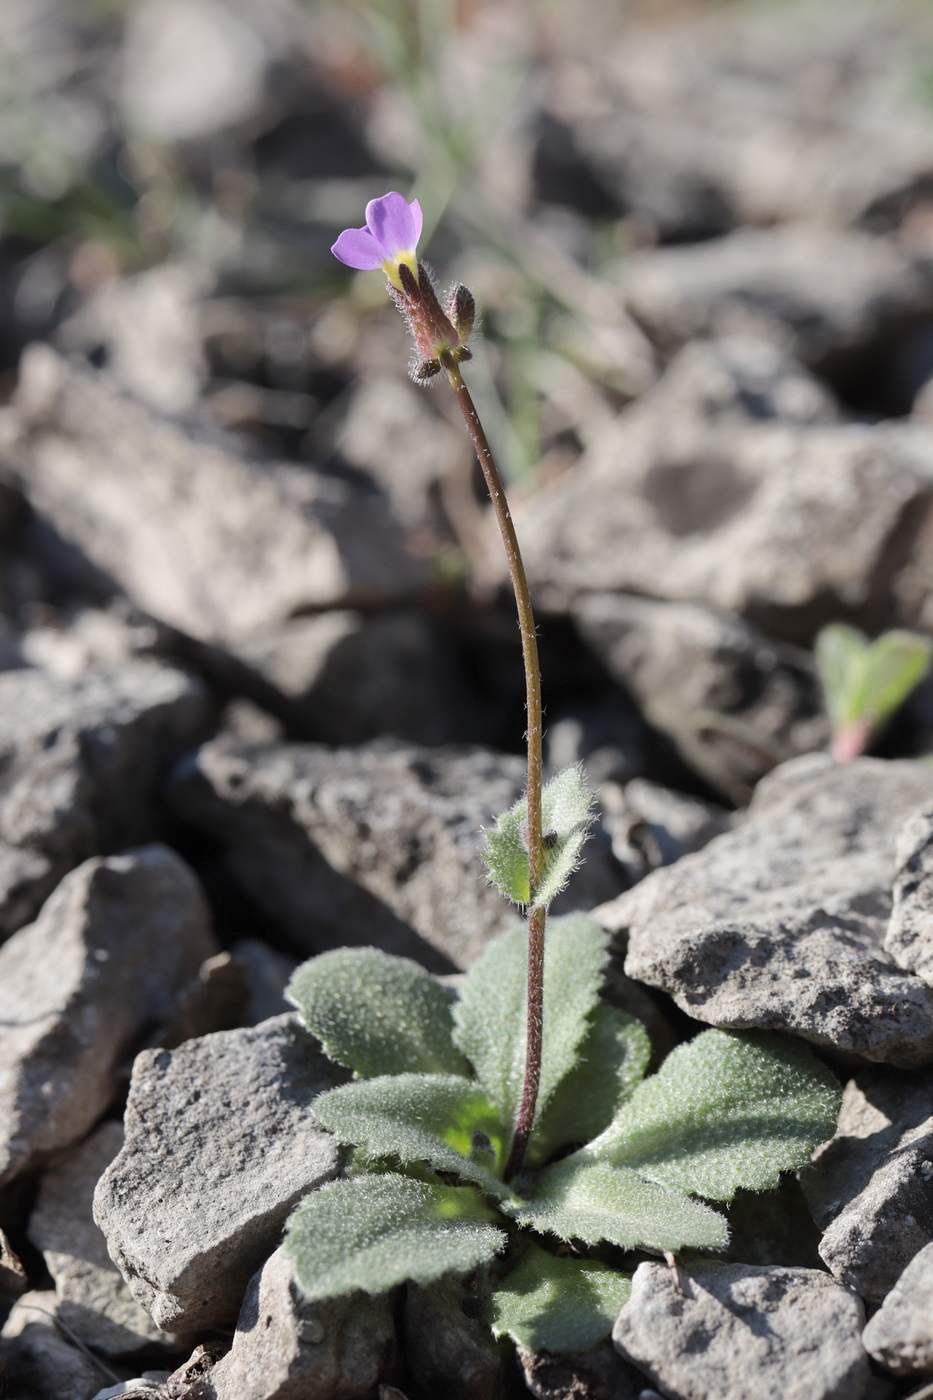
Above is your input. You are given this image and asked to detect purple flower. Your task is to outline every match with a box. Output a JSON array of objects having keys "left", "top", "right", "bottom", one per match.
[{"left": 331, "top": 192, "right": 423, "bottom": 290}]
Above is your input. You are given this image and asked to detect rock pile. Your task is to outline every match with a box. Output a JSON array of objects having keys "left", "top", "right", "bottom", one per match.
[{"left": 3, "top": 2, "right": 933, "bottom": 1398}]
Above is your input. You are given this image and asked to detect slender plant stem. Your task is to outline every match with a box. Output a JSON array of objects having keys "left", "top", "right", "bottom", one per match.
[{"left": 441, "top": 351, "right": 544, "bottom": 1180}]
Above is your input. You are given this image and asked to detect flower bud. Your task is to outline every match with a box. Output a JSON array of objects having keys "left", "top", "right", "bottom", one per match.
[{"left": 446, "top": 284, "right": 476, "bottom": 341}]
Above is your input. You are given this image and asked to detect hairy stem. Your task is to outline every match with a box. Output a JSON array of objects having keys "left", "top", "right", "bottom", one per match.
[{"left": 441, "top": 352, "right": 544, "bottom": 1180}]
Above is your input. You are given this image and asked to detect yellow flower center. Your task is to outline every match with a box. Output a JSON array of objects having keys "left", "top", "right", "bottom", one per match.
[{"left": 381, "top": 250, "right": 418, "bottom": 292}]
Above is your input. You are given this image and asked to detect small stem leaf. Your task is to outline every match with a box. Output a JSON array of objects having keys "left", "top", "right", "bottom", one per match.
[
  {"left": 483, "top": 766, "right": 595, "bottom": 908},
  {"left": 582, "top": 1030, "right": 841, "bottom": 1201},
  {"left": 285, "top": 1172, "right": 505, "bottom": 1303},
  {"left": 505, "top": 1156, "right": 728, "bottom": 1252},
  {"left": 487, "top": 1243, "right": 632, "bottom": 1352},
  {"left": 312, "top": 1074, "right": 510, "bottom": 1196},
  {"left": 483, "top": 799, "right": 530, "bottom": 904},
  {"left": 452, "top": 915, "right": 608, "bottom": 1135},
  {"left": 286, "top": 946, "right": 470, "bottom": 1079},
  {"left": 816, "top": 624, "right": 933, "bottom": 757},
  {"left": 526, "top": 1004, "right": 651, "bottom": 1168}
]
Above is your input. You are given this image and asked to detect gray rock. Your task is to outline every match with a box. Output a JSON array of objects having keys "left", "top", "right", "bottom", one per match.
[
  {"left": 231, "top": 938, "right": 296, "bottom": 1026},
  {"left": 862, "top": 1240, "right": 933, "bottom": 1376},
  {"left": 235, "top": 609, "right": 475, "bottom": 747},
  {"left": 57, "top": 264, "right": 209, "bottom": 415},
  {"left": 517, "top": 340, "right": 933, "bottom": 642},
  {"left": 404, "top": 1269, "right": 514, "bottom": 1400},
  {"left": 518, "top": 1339, "right": 643, "bottom": 1399},
  {"left": 0, "top": 845, "right": 217, "bottom": 1187},
  {"left": 93, "top": 1015, "right": 343, "bottom": 1332},
  {"left": 0, "top": 1290, "right": 106, "bottom": 1400},
  {"left": 0, "top": 1226, "right": 26, "bottom": 1296},
  {"left": 156, "top": 951, "right": 249, "bottom": 1050},
  {"left": 539, "top": 4, "right": 933, "bottom": 235},
  {"left": 206, "top": 1247, "right": 394, "bottom": 1400},
  {"left": 28, "top": 1122, "right": 180, "bottom": 1356},
  {"left": 333, "top": 374, "right": 464, "bottom": 531},
  {"left": 0, "top": 661, "right": 209, "bottom": 937},
  {"left": 612, "top": 1261, "right": 869, "bottom": 1400},
  {"left": 119, "top": 0, "right": 269, "bottom": 142},
  {"left": 91, "top": 1376, "right": 171, "bottom": 1400},
  {"left": 4, "top": 346, "right": 429, "bottom": 646},
  {"left": 802, "top": 1071, "right": 933, "bottom": 1304},
  {"left": 575, "top": 593, "right": 827, "bottom": 801},
  {"left": 599, "top": 755, "right": 933, "bottom": 1066},
  {"left": 623, "top": 226, "right": 933, "bottom": 366},
  {"left": 170, "top": 736, "right": 624, "bottom": 970},
  {"left": 598, "top": 777, "right": 732, "bottom": 891},
  {"left": 886, "top": 807, "right": 933, "bottom": 984}
]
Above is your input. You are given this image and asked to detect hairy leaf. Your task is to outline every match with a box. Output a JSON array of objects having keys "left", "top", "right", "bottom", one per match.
[
  {"left": 527, "top": 1004, "right": 651, "bottom": 1168},
  {"left": 816, "top": 623, "right": 932, "bottom": 754},
  {"left": 312, "top": 1074, "right": 509, "bottom": 1195},
  {"left": 506, "top": 1156, "right": 728, "bottom": 1252},
  {"left": 487, "top": 1244, "right": 631, "bottom": 1352},
  {"left": 285, "top": 1172, "right": 505, "bottom": 1302},
  {"left": 453, "top": 915, "right": 608, "bottom": 1134},
  {"left": 286, "top": 946, "right": 470, "bottom": 1078},
  {"left": 484, "top": 765, "right": 594, "bottom": 908},
  {"left": 583, "top": 1029, "right": 841, "bottom": 1201}
]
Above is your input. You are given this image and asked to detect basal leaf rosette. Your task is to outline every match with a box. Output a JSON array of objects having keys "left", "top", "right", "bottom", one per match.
[{"left": 284, "top": 919, "right": 842, "bottom": 1351}]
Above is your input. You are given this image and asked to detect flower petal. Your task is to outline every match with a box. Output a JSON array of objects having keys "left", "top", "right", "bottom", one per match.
[
  {"left": 365, "top": 192, "right": 420, "bottom": 258},
  {"left": 331, "top": 227, "right": 384, "bottom": 271}
]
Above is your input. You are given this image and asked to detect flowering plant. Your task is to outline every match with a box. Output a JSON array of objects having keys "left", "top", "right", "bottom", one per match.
[{"left": 279, "top": 194, "right": 842, "bottom": 1358}]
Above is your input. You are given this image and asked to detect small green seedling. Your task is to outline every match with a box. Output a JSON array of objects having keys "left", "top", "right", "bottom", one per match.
[
  {"left": 283, "top": 923, "right": 840, "bottom": 1351},
  {"left": 815, "top": 624, "right": 932, "bottom": 762}
]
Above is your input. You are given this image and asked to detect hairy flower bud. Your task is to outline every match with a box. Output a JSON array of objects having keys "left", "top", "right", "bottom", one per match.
[{"left": 446, "top": 283, "right": 476, "bottom": 341}]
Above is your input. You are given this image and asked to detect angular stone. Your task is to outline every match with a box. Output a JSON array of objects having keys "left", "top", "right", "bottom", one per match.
[
  {"left": 605, "top": 777, "right": 732, "bottom": 879},
  {"left": 0, "top": 661, "right": 209, "bottom": 937},
  {"left": 206, "top": 1247, "right": 394, "bottom": 1400},
  {"left": 170, "top": 736, "right": 624, "bottom": 970},
  {"left": 57, "top": 263, "right": 208, "bottom": 415},
  {"left": 28, "top": 1122, "right": 179, "bottom": 1356},
  {"left": 538, "top": 5, "right": 933, "bottom": 235},
  {"left": 0, "top": 1227, "right": 26, "bottom": 1297},
  {"left": 93, "top": 1015, "right": 343, "bottom": 1332},
  {"left": 235, "top": 609, "right": 475, "bottom": 747},
  {"left": 612, "top": 1261, "right": 869, "bottom": 1400},
  {"left": 231, "top": 939, "right": 295, "bottom": 1025},
  {"left": 0, "top": 845, "right": 217, "bottom": 1187},
  {"left": 333, "top": 374, "right": 464, "bottom": 530},
  {"left": 862, "top": 1240, "right": 933, "bottom": 1376},
  {"left": 518, "top": 343, "right": 933, "bottom": 643},
  {"left": 885, "top": 807, "right": 933, "bottom": 984},
  {"left": 802, "top": 1071, "right": 933, "bottom": 1304},
  {"left": 404, "top": 1269, "right": 515, "bottom": 1400},
  {"left": 623, "top": 226, "right": 933, "bottom": 367},
  {"left": 599, "top": 755, "right": 933, "bottom": 1065},
  {"left": 0, "top": 1290, "right": 105, "bottom": 1400},
  {"left": 574, "top": 592, "right": 827, "bottom": 801},
  {"left": 5, "top": 346, "right": 429, "bottom": 646},
  {"left": 518, "top": 1339, "right": 644, "bottom": 1400}
]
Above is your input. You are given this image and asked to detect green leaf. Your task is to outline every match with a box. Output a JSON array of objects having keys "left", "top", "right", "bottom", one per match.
[
  {"left": 312, "top": 1074, "right": 509, "bottom": 1195},
  {"left": 483, "top": 765, "right": 594, "bottom": 908},
  {"left": 506, "top": 1156, "right": 728, "bottom": 1252},
  {"left": 487, "top": 1244, "right": 631, "bottom": 1352},
  {"left": 815, "top": 624, "right": 932, "bottom": 751},
  {"left": 285, "top": 1172, "right": 505, "bottom": 1303},
  {"left": 583, "top": 1030, "right": 841, "bottom": 1201},
  {"left": 286, "top": 946, "right": 470, "bottom": 1078},
  {"left": 453, "top": 914, "right": 608, "bottom": 1135},
  {"left": 527, "top": 1004, "right": 651, "bottom": 1168}
]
